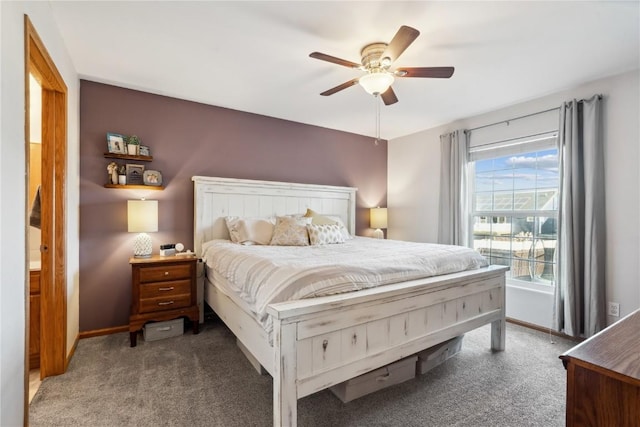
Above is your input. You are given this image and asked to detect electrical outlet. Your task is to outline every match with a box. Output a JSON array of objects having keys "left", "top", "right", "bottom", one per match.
[{"left": 607, "top": 302, "right": 620, "bottom": 317}]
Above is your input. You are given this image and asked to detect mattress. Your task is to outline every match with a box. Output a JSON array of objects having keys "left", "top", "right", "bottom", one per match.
[{"left": 202, "top": 237, "right": 488, "bottom": 337}]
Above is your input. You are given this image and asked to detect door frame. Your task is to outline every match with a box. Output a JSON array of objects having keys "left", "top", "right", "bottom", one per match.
[{"left": 24, "top": 13, "right": 67, "bottom": 403}]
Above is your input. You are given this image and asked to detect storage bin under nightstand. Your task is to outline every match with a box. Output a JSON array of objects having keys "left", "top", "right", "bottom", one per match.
[
  {"left": 143, "top": 318, "right": 184, "bottom": 342},
  {"left": 330, "top": 356, "right": 417, "bottom": 403}
]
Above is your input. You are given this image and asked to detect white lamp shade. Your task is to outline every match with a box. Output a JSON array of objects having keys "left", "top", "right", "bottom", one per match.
[
  {"left": 370, "top": 207, "right": 388, "bottom": 229},
  {"left": 359, "top": 73, "right": 394, "bottom": 95},
  {"left": 128, "top": 200, "right": 158, "bottom": 233}
]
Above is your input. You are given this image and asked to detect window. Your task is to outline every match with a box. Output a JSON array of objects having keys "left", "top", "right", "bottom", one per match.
[{"left": 469, "top": 133, "right": 558, "bottom": 289}]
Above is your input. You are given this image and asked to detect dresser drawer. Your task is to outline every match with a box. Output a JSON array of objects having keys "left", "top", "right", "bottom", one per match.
[
  {"left": 139, "top": 279, "right": 191, "bottom": 299},
  {"left": 139, "top": 264, "right": 192, "bottom": 283},
  {"left": 139, "top": 293, "right": 191, "bottom": 313}
]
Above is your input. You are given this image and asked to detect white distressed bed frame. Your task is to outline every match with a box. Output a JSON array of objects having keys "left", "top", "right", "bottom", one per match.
[{"left": 192, "top": 176, "right": 508, "bottom": 427}]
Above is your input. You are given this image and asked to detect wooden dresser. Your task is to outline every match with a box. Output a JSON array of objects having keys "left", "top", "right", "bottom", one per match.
[
  {"left": 560, "top": 309, "right": 640, "bottom": 426},
  {"left": 129, "top": 255, "right": 200, "bottom": 347}
]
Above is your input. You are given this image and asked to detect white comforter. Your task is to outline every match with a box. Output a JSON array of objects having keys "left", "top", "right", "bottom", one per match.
[{"left": 202, "top": 237, "right": 488, "bottom": 334}]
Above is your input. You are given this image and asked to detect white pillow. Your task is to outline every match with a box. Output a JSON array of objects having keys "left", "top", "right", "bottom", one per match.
[
  {"left": 270, "top": 216, "right": 311, "bottom": 246},
  {"left": 307, "top": 224, "right": 346, "bottom": 245},
  {"left": 225, "top": 216, "right": 275, "bottom": 245}
]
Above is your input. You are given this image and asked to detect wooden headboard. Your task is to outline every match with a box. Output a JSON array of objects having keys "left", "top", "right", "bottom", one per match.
[{"left": 192, "top": 176, "right": 357, "bottom": 255}]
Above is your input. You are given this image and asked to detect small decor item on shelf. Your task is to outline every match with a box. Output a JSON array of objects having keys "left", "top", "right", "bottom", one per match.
[
  {"left": 139, "top": 145, "right": 150, "bottom": 157},
  {"left": 107, "top": 161, "right": 119, "bottom": 185},
  {"left": 126, "top": 164, "right": 145, "bottom": 185},
  {"left": 118, "top": 165, "right": 126, "bottom": 185},
  {"left": 143, "top": 170, "right": 162, "bottom": 186},
  {"left": 107, "top": 132, "right": 126, "bottom": 154},
  {"left": 126, "top": 135, "right": 141, "bottom": 156}
]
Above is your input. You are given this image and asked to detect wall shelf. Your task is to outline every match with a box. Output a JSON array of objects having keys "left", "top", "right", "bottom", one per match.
[
  {"left": 103, "top": 152, "right": 153, "bottom": 162},
  {"left": 104, "top": 184, "right": 163, "bottom": 190}
]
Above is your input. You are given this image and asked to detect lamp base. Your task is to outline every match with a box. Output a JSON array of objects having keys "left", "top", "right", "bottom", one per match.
[
  {"left": 133, "top": 233, "right": 153, "bottom": 258},
  {"left": 373, "top": 228, "right": 384, "bottom": 239}
]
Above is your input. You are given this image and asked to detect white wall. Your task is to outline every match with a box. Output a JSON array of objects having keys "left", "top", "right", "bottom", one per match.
[
  {"left": 1, "top": 2, "right": 79, "bottom": 425},
  {"left": 388, "top": 70, "right": 640, "bottom": 324}
]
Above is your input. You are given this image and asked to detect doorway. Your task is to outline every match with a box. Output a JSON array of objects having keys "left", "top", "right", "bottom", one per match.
[{"left": 24, "top": 14, "right": 68, "bottom": 411}]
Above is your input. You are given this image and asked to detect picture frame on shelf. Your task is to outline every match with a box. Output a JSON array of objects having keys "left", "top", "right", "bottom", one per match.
[
  {"left": 125, "top": 164, "right": 145, "bottom": 185},
  {"left": 139, "top": 145, "right": 150, "bottom": 157},
  {"left": 143, "top": 170, "right": 162, "bottom": 186},
  {"left": 107, "top": 132, "right": 127, "bottom": 154}
]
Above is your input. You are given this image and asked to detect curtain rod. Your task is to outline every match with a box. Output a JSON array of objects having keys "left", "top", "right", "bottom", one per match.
[
  {"left": 465, "top": 94, "right": 603, "bottom": 134},
  {"left": 465, "top": 107, "right": 560, "bottom": 133}
]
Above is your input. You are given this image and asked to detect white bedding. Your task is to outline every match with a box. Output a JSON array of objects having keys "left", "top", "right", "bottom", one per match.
[{"left": 202, "top": 237, "right": 488, "bottom": 336}]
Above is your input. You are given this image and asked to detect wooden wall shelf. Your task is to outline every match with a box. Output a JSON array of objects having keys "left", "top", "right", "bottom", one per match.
[
  {"left": 104, "top": 184, "right": 163, "bottom": 190},
  {"left": 103, "top": 152, "right": 153, "bottom": 162}
]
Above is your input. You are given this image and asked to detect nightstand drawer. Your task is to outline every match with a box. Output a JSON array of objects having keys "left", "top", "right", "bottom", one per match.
[
  {"left": 139, "top": 280, "right": 191, "bottom": 299},
  {"left": 139, "top": 294, "right": 191, "bottom": 313},
  {"left": 139, "top": 264, "right": 192, "bottom": 283}
]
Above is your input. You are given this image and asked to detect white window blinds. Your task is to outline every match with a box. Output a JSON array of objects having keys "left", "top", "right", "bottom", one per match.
[{"left": 467, "top": 108, "right": 559, "bottom": 161}]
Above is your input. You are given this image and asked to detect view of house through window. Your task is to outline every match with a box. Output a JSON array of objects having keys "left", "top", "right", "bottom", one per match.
[{"left": 469, "top": 137, "right": 559, "bottom": 289}]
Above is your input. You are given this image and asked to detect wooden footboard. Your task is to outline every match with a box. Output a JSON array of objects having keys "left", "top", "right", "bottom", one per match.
[{"left": 267, "top": 265, "right": 508, "bottom": 427}]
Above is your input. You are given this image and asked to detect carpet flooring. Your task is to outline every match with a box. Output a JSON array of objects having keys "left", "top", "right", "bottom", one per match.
[{"left": 29, "top": 319, "right": 575, "bottom": 426}]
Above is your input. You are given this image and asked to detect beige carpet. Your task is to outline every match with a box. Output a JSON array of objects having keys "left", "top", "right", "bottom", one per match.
[{"left": 29, "top": 319, "right": 575, "bottom": 426}]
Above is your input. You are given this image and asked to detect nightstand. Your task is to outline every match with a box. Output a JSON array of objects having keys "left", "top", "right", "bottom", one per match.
[{"left": 129, "top": 255, "right": 200, "bottom": 347}]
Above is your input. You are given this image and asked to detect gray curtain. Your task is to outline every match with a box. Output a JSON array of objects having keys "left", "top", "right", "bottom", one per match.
[
  {"left": 438, "top": 130, "right": 468, "bottom": 246},
  {"left": 554, "top": 95, "right": 606, "bottom": 338}
]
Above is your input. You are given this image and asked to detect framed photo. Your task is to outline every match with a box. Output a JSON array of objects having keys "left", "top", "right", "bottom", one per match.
[
  {"left": 139, "top": 145, "right": 150, "bottom": 157},
  {"left": 107, "top": 132, "right": 126, "bottom": 154},
  {"left": 143, "top": 170, "right": 162, "bottom": 186},
  {"left": 125, "top": 164, "right": 145, "bottom": 185}
]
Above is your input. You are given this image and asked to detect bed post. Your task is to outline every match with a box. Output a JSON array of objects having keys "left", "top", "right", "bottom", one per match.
[
  {"left": 491, "top": 275, "right": 506, "bottom": 351},
  {"left": 273, "top": 320, "right": 297, "bottom": 427}
]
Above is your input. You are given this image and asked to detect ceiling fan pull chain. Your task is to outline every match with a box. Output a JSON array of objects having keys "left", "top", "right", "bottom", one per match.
[{"left": 375, "top": 96, "right": 381, "bottom": 145}]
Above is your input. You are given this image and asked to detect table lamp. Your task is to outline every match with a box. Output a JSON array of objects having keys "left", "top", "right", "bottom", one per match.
[
  {"left": 128, "top": 199, "right": 158, "bottom": 258},
  {"left": 370, "top": 207, "right": 387, "bottom": 239}
]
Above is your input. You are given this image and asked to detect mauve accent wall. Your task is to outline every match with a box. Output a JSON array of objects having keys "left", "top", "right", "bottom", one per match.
[{"left": 80, "top": 80, "right": 387, "bottom": 331}]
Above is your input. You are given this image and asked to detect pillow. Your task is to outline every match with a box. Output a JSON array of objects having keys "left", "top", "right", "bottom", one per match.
[
  {"left": 307, "top": 224, "right": 346, "bottom": 245},
  {"left": 225, "top": 216, "right": 274, "bottom": 245},
  {"left": 304, "top": 209, "right": 352, "bottom": 240},
  {"left": 225, "top": 216, "right": 243, "bottom": 243},
  {"left": 270, "top": 216, "right": 311, "bottom": 246},
  {"left": 304, "top": 208, "right": 338, "bottom": 225}
]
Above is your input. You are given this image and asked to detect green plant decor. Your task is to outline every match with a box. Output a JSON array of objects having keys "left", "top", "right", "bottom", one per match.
[{"left": 126, "top": 135, "right": 141, "bottom": 145}]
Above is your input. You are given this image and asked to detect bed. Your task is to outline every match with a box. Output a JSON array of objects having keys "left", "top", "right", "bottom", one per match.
[{"left": 193, "top": 176, "right": 508, "bottom": 427}]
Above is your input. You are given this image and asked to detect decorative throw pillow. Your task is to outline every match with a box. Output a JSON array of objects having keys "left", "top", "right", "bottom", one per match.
[
  {"left": 304, "top": 208, "right": 353, "bottom": 240},
  {"left": 270, "top": 216, "right": 311, "bottom": 246},
  {"left": 307, "top": 224, "right": 346, "bottom": 245},
  {"left": 304, "top": 208, "right": 338, "bottom": 225},
  {"left": 225, "top": 216, "right": 243, "bottom": 243}
]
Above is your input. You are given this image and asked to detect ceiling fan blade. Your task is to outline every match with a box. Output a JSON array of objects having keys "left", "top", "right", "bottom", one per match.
[
  {"left": 380, "top": 87, "right": 398, "bottom": 106},
  {"left": 320, "top": 78, "right": 360, "bottom": 96},
  {"left": 396, "top": 67, "right": 455, "bottom": 78},
  {"left": 381, "top": 26, "right": 420, "bottom": 64},
  {"left": 309, "top": 52, "right": 362, "bottom": 69}
]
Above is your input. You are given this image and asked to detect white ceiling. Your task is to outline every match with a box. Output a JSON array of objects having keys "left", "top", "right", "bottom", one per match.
[{"left": 49, "top": 1, "right": 640, "bottom": 140}]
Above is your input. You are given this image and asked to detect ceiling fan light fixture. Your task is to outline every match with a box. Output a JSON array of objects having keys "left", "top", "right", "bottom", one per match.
[{"left": 359, "top": 72, "right": 394, "bottom": 95}]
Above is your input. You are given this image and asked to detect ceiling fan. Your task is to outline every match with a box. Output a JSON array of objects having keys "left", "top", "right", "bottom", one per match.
[{"left": 310, "top": 25, "right": 454, "bottom": 106}]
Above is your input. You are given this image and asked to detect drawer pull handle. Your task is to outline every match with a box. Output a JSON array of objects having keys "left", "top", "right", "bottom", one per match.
[
  {"left": 158, "top": 301, "right": 175, "bottom": 306},
  {"left": 376, "top": 372, "right": 391, "bottom": 382},
  {"left": 158, "top": 287, "right": 174, "bottom": 291},
  {"left": 164, "top": 272, "right": 169, "bottom": 276}
]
